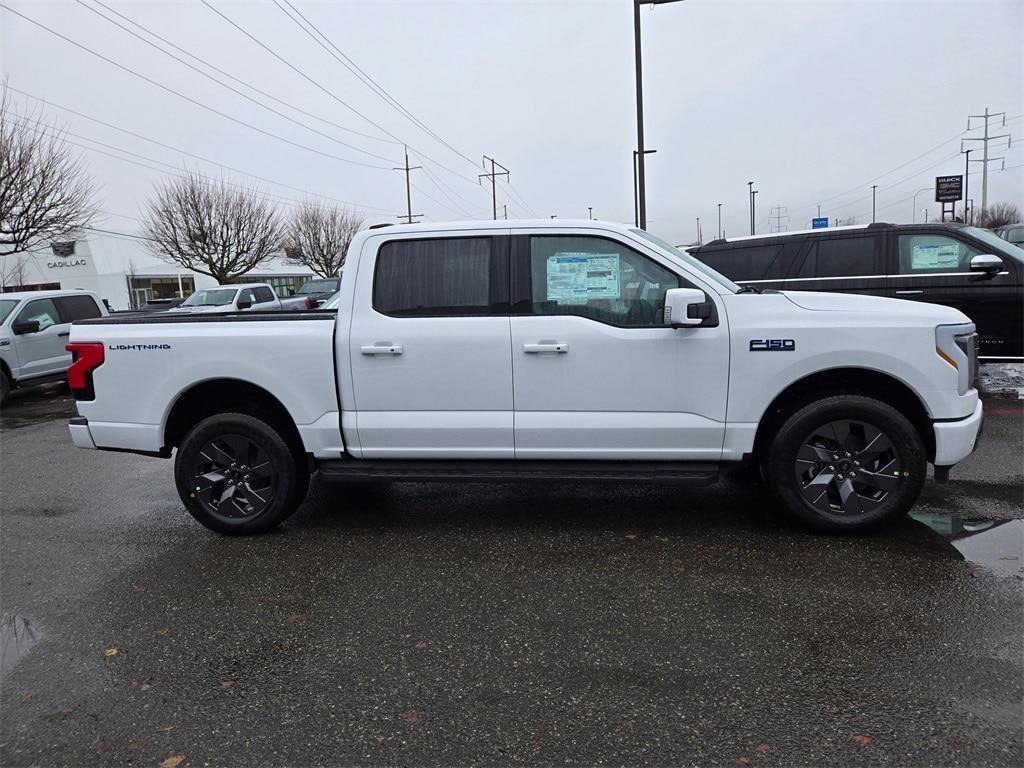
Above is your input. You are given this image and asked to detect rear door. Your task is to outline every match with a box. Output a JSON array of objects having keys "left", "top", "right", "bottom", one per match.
[
  {"left": 12, "top": 297, "right": 68, "bottom": 379},
  {"left": 783, "top": 232, "right": 886, "bottom": 295},
  {"left": 883, "top": 228, "right": 1023, "bottom": 359},
  {"left": 347, "top": 232, "right": 514, "bottom": 458}
]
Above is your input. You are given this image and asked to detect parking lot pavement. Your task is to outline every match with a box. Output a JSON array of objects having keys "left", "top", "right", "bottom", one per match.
[{"left": 1, "top": 394, "right": 1021, "bottom": 767}]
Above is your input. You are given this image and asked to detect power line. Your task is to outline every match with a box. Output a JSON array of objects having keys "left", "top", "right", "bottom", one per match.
[
  {"left": 479, "top": 156, "right": 510, "bottom": 221},
  {"left": 273, "top": 0, "right": 478, "bottom": 168},
  {"left": 7, "top": 86, "right": 399, "bottom": 214},
  {"left": 81, "top": 0, "right": 400, "bottom": 149},
  {"left": 0, "top": 2, "right": 396, "bottom": 171}
]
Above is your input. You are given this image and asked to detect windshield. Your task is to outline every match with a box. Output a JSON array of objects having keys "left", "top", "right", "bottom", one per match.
[
  {"left": 964, "top": 227, "right": 1024, "bottom": 261},
  {"left": 297, "top": 279, "right": 339, "bottom": 294},
  {"left": 629, "top": 228, "right": 742, "bottom": 293},
  {"left": 182, "top": 288, "right": 237, "bottom": 307},
  {"left": 0, "top": 299, "right": 18, "bottom": 325}
]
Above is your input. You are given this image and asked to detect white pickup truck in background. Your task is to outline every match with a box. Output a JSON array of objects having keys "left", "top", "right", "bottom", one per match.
[{"left": 66, "top": 220, "right": 982, "bottom": 535}]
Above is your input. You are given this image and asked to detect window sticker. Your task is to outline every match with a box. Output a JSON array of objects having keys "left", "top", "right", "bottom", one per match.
[
  {"left": 546, "top": 252, "right": 621, "bottom": 304},
  {"left": 911, "top": 243, "right": 960, "bottom": 270}
]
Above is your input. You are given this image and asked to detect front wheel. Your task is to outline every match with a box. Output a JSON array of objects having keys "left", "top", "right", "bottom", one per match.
[
  {"left": 764, "top": 395, "right": 926, "bottom": 533},
  {"left": 174, "top": 413, "right": 300, "bottom": 535}
]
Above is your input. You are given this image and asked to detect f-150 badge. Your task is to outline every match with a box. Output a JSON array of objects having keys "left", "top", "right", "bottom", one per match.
[{"left": 750, "top": 339, "right": 795, "bottom": 351}]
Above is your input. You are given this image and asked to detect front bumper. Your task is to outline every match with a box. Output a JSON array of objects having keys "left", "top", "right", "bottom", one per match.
[{"left": 933, "top": 400, "right": 983, "bottom": 467}]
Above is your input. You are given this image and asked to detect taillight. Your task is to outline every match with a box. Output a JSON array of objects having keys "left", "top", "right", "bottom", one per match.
[
  {"left": 66, "top": 342, "right": 104, "bottom": 400},
  {"left": 304, "top": 297, "right": 313, "bottom": 309}
]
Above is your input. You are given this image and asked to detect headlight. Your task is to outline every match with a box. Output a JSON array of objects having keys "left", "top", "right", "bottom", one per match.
[{"left": 935, "top": 323, "right": 977, "bottom": 395}]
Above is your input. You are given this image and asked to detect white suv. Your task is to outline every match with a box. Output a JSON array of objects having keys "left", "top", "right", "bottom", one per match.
[{"left": 0, "top": 289, "right": 108, "bottom": 405}]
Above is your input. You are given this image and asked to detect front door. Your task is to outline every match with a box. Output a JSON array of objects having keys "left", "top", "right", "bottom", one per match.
[
  {"left": 12, "top": 297, "right": 69, "bottom": 380},
  {"left": 347, "top": 232, "right": 514, "bottom": 458},
  {"left": 510, "top": 232, "right": 729, "bottom": 460}
]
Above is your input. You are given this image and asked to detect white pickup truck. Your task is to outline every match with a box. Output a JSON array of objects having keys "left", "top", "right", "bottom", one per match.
[{"left": 66, "top": 220, "right": 982, "bottom": 535}]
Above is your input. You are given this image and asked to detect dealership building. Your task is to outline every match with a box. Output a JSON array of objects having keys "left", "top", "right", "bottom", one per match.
[{"left": 1, "top": 231, "right": 315, "bottom": 309}]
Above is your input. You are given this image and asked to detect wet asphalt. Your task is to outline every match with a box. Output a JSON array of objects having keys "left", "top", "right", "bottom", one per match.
[{"left": 0, "top": 383, "right": 1021, "bottom": 767}]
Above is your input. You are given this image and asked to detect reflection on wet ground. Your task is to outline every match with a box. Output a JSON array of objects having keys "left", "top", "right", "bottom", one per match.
[
  {"left": 0, "top": 384, "right": 76, "bottom": 430},
  {"left": 912, "top": 513, "right": 1024, "bottom": 579},
  {"left": 0, "top": 613, "right": 40, "bottom": 681}
]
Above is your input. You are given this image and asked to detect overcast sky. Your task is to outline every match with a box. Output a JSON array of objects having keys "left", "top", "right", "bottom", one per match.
[{"left": 2, "top": 0, "right": 1021, "bottom": 247}]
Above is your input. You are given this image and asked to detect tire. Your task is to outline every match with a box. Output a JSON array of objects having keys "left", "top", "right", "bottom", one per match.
[
  {"left": 763, "top": 395, "right": 926, "bottom": 534},
  {"left": 174, "top": 413, "right": 300, "bottom": 535},
  {"left": 0, "top": 369, "right": 9, "bottom": 407}
]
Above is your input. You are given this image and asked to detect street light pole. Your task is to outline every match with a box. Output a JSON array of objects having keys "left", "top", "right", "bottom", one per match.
[
  {"left": 633, "top": 0, "right": 685, "bottom": 230},
  {"left": 747, "top": 181, "right": 757, "bottom": 235},
  {"left": 632, "top": 149, "right": 657, "bottom": 227},
  {"left": 717, "top": 203, "right": 722, "bottom": 239},
  {"left": 911, "top": 187, "right": 931, "bottom": 223},
  {"left": 588, "top": 206, "right": 593, "bottom": 220},
  {"left": 871, "top": 185, "right": 878, "bottom": 222}
]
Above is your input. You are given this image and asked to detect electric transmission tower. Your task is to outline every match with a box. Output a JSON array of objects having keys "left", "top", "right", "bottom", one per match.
[
  {"left": 393, "top": 146, "right": 423, "bottom": 224},
  {"left": 769, "top": 205, "right": 789, "bottom": 233},
  {"left": 961, "top": 108, "right": 1012, "bottom": 219}
]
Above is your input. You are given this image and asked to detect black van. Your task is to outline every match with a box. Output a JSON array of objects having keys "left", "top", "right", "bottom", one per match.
[{"left": 689, "top": 222, "right": 1023, "bottom": 360}]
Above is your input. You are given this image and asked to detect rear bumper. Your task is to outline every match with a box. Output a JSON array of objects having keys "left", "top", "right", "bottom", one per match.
[
  {"left": 933, "top": 400, "right": 984, "bottom": 467},
  {"left": 68, "top": 417, "right": 96, "bottom": 449}
]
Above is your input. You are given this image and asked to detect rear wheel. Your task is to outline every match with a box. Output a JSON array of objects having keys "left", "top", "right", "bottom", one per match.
[
  {"left": 764, "top": 395, "right": 926, "bottom": 533},
  {"left": 174, "top": 413, "right": 300, "bottom": 535}
]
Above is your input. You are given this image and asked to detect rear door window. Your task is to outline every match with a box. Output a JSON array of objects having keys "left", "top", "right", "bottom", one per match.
[
  {"left": 254, "top": 287, "right": 275, "bottom": 303},
  {"left": 797, "top": 235, "right": 879, "bottom": 278},
  {"left": 373, "top": 236, "right": 507, "bottom": 316},
  {"left": 895, "top": 233, "right": 980, "bottom": 274},
  {"left": 697, "top": 242, "right": 793, "bottom": 281},
  {"left": 56, "top": 295, "right": 102, "bottom": 322}
]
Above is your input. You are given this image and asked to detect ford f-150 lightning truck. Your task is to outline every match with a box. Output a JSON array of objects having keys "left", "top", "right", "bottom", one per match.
[{"left": 66, "top": 220, "right": 982, "bottom": 535}]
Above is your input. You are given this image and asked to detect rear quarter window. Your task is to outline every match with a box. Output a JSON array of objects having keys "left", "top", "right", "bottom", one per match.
[
  {"left": 696, "top": 241, "right": 797, "bottom": 281},
  {"left": 57, "top": 295, "right": 102, "bottom": 322}
]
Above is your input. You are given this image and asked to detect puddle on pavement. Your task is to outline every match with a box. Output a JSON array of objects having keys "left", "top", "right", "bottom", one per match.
[
  {"left": 0, "top": 613, "right": 41, "bottom": 680},
  {"left": 912, "top": 512, "right": 1024, "bottom": 579}
]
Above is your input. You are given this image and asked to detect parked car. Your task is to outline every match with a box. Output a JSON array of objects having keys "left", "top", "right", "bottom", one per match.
[
  {"left": 278, "top": 278, "right": 341, "bottom": 310},
  {"left": 140, "top": 297, "right": 186, "bottom": 312},
  {"left": 0, "top": 289, "right": 108, "bottom": 404},
  {"left": 994, "top": 223, "right": 1024, "bottom": 247},
  {"left": 688, "top": 222, "right": 1023, "bottom": 361},
  {"left": 169, "top": 283, "right": 281, "bottom": 314},
  {"left": 67, "top": 220, "right": 982, "bottom": 536}
]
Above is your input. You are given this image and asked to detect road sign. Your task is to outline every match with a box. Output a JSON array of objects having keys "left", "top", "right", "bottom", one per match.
[
  {"left": 935, "top": 175, "right": 963, "bottom": 203},
  {"left": 812, "top": 217, "right": 828, "bottom": 229}
]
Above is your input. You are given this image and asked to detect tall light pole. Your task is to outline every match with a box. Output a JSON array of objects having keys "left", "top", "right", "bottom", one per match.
[
  {"left": 961, "top": 148, "right": 971, "bottom": 224},
  {"left": 747, "top": 181, "right": 757, "bottom": 235},
  {"left": 871, "top": 185, "right": 878, "bottom": 222},
  {"left": 633, "top": 0, "right": 686, "bottom": 230},
  {"left": 696, "top": 217, "right": 702, "bottom": 245},
  {"left": 632, "top": 149, "right": 657, "bottom": 227},
  {"left": 911, "top": 186, "right": 931, "bottom": 223},
  {"left": 588, "top": 206, "right": 593, "bottom": 220},
  {"left": 716, "top": 203, "right": 722, "bottom": 239}
]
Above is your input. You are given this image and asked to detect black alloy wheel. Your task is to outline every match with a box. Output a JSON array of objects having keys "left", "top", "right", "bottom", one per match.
[{"left": 191, "top": 434, "right": 276, "bottom": 522}]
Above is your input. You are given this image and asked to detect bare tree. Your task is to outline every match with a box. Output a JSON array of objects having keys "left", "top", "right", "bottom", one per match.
[
  {"left": 0, "top": 84, "right": 97, "bottom": 257},
  {"left": 977, "top": 201, "right": 1021, "bottom": 229},
  {"left": 0, "top": 253, "right": 29, "bottom": 291},
  {"left": 142, "top": 171, "right": 285, "bottom": 284},
  {"left": 282, "top": 199, "right": 364, "bottom": 278}
]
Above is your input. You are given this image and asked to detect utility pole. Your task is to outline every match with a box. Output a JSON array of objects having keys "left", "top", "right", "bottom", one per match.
[
  {"left": 769, "top": 205, "right": 789, "bottom": 233},
  {"left": 716, "top": 203, "right": 722, "bottom": 239},
  {"left": 871, "top": 185, "right": 878, "bottom": 223},
  {"left": 747, "top": 181, "right": 756, "bottom": 235},
  {"left": 961, "top": 148, "right": 971, "bottom": 224},
  {"left": 588, "top": 206, "right": 593, "bottom": 220},
  {"left": 817, "top": 203, "right": 821, "bottom": 218},
  {"left": 393, "top": 145, "right": 422, "bottom": 224},
  {"left": 963, "top": 108, "right": 1011, "bottom": 219},
  {"left": 479, "top": 155, "right": 509, "bottom": 221}
]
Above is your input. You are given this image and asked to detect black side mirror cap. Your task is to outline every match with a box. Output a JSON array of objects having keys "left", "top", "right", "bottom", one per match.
[
  {"left": 12, "top": 320, "right": 41, "bottom": 335},
  {"left": 236, "top": 300, "right": 253, "bottom": 310}
]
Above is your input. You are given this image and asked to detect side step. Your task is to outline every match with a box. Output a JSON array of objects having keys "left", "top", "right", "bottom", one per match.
[{"left": 317, "top": 459, "right": 720, "bottom": 485}]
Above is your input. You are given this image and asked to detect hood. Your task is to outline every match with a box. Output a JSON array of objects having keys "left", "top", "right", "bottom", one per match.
[{"left": 782, "top": 290, "right": 971, "bottom": 324}]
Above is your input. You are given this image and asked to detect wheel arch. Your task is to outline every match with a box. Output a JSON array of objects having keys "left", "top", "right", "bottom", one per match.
[
  {"left": 162, "top": 378, "right": 305, "bottom": 459},
  {"left": 751, "top": 367, "right": 935, "bottom": 464}
]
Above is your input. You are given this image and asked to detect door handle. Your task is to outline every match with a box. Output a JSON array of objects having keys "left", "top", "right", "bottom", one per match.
[
  {"left": 57, "top": 331, "right": 70, "bottom": 337},
  {"left": 360, "top": 344, "right": 403, "bottom": 355},
  {"left": 524, "top": 343, "right": 568, "bottom": 354},
  {"left": 895, "top": 290, "right": 923, "bottom": 296}
]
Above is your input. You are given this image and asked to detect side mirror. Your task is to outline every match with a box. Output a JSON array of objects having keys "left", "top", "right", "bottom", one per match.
[
  {"left": 663, "top": 288, "right": 711, "bottom": 328},
  {"left": 12, "top": 320, "right": 40, "bottom": 335},
  {"left": 236, "top": 299, "right": 253, "bottom": 310},
  {"left": 970, "top": 254, "right": 1003, "bottom": 273}
]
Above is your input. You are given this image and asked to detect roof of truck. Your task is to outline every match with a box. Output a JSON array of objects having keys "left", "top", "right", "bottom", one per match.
[
  {"left": 362, "top": 218, "right": 634, "bottom": 234},
  {"left": 0, "top": 288, "right": 98, "bottom": 301}
]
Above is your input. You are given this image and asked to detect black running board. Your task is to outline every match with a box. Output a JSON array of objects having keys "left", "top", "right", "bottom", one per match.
[{"left": 317, "top": 459, "right": 719, "bottom": 485}]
